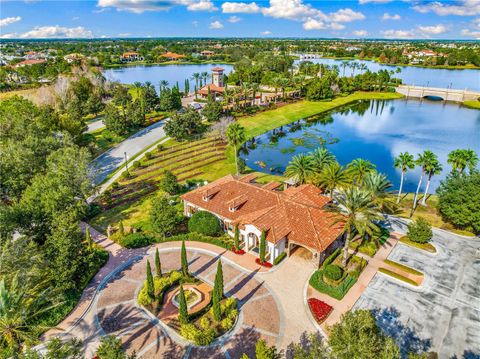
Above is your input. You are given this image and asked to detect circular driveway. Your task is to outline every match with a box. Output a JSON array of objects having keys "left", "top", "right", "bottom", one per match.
[{"left": 94, "top": 248, "right": 282, "bottom": 358}]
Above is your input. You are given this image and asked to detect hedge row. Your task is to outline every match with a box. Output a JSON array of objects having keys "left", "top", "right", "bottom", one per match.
[
  {"left": 321, "top": 248, "right": 341, "bottom": 269},
  {"left": 309, "top": 270, "right": 357, "bottom": 300},
  {"left": 116, "top": 231, "right": 233, "bottom": 249}
]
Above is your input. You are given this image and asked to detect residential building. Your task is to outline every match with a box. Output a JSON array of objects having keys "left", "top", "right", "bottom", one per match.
[
  {"left": 201, "top": 50, "right": 215, "bottom": 56},
  {"left": 198, "top": 67, "right": 225, "bottom": 99},
  {"left": 13, "top": 59, "right": 47, "bottom": 68},
  {"left": 160, "top": 52, "right": 186, "bottom": 61},
  {"left": 181, "top": 174, "right": 345, "bottom": 265},
  {"left": 121, "top": 52, "right": 144, "bottom": 62}
]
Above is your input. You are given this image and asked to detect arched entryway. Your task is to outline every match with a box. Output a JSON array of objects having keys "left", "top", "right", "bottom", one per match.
[{"left": 287, "top": 241, "right": 318, "bottom": 262}]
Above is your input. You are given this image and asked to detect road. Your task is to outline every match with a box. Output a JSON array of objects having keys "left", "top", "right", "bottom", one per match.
[{"left": 90, "top": 119, "right": 168, "bottom": 185}]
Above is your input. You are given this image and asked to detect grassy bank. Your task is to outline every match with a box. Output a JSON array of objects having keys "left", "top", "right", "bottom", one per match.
[
  {"left": 378, "top": 268, "right": 419, "bottom": 286},
  {"left": 399, "top": 236, "right": 437, "bottom": 253},
  {"left": 103, "top": 60, "right": 234, "bottom": 69},
  {"left": 463, "top": 100, "right": 480, "bottom": 110}
]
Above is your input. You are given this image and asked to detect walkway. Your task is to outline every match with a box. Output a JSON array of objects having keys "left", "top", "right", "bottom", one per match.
[
  {"left": 87, "top": 119, "right": 105, "bottom": 133},
  {"left": 90, "top": 119, "right": 168, "bottom": 185}
]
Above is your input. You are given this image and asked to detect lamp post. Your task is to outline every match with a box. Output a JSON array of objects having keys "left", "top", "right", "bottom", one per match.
[{"left": 124, "top": 151, "right": 129, "bottom": 175}]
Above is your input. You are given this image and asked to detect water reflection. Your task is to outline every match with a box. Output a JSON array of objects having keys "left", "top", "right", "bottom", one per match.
[{"left": 242, "top": 99, "right": 480, "bottom": 192}]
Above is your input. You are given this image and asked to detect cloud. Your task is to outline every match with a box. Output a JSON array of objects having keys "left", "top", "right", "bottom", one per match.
[
  {"left": 118, "top": 32, "right": 131, "bottom": 36},
  {"left": 359, "top": 0, "right": 392, "bottom": 4},
  {"left": 461, "top": 29, "right": 480, "bottom": 39},
  {"left": 0, "top": 25, "right": 93, "bottom": 39},
  {"left": 192, "top": 20, "right": 199, "bottom": 26},
  {"left": 0, "top": 16, "right": 21, "bottom": 27},
  {"left": 260, "top": 30, "right": 272, "bottom": 35},
  {"left": 353, "top": 29, "right": 368, "bottom": 36},
  {"left": 303, "top": 18, "right": 327, "bottom": 30},
  {"left": 221, "top": 2, "right": 260, "bottom": 13},
  {"left": 412, "top": 0, "right": 480, "bottom": 16},
  {"left": 97, "top": 0, "right": 217, "bottom": 13},
  {"left": 209, "top": 20, "right": 224, "bottom": 29},
  {"left": 72, "top": 16, "right": 80, "bottom": 20},
  {"left": 330, "top": 8, "right": 365, "bottom": 22},
  {"left": 382, "top": 13, "right": 401, "bottom": 21},
  {"left": 381, "top": 29, "right": 415, "bottom": 39},
  {"left": 417, "top": 24, "right": 448, "bottom": 35},
  {"left": 228, "top": 15, "right": 241, "bottom": 23}
]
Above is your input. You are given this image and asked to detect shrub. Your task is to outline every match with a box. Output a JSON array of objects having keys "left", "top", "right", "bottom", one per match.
[
  {"left": 119, "top": 233, "right": 153, "bottom": 248},
  {"left": 157, "top": 144, "right": 164, "bottom": 152},
  {"left": 309, "top": 270, "right": 357, "bottom": 300},
  {"left": 307, "top": 298, "right": 333, "bottom": 324},
  {"left": 156, "top": 232, "right": 232, "bottom": 250},
  {"left": 322, "top": 248, "right": 341, "bottom": 268},
  {"left": 221, "top": 297, "right": 237, "bottom": 315},
  {"left": 137, "top": 283, "right": 152, "bottom": 306},
  {"left": 188, "top": 211, "right": 221, "bottom": 236},
  {"left": 132, "top": 160, "right": 141, "bottom": 169},
  {"left": 194, "top": 328, "right": 216, "bottom": 346},
  {"left": 160, "top": 170, "right": 180, "bottom": 195},
  {"left": 324, "top": 264, "right": 343, "bottom": 281},
  {"left": 150, "top": 195, "right": 179, "bottom": 236},
  {"left": 180, "top": 323, "right": 198, "bottom": 341},
  {"left": 144, "top": 151, "right": 153, "bottom": 160},
  {"left": 273, "top": 252, "right": 287, "bottom": 265},
  {"left": 227, "top": 308, "right": 238, "bottom": 320},
  {"left": 407, "top": 217, "right": 433, "bottom": 244},
  {"left": 120, "top": 171, "right": 131, "bottom": 180},
  {"left": 221, "top": 317, "right": 233, "bottom": 331},
  {"left": 111, "top": 181, "right": 119, "bottom": 189},
  {"left": 199, "top": 316, "right": 210, "bottom": 330}
]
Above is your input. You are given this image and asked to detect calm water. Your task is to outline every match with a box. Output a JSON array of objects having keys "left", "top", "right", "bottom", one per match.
[
  {"left": 297, "top": 58, "right": 480, "bottom": 91},
  {"left": 103, "top": 63, "right": 233, "bottom": 92},
  {"left": 241, "top": 99, "right": 480, "bottom": 192}
]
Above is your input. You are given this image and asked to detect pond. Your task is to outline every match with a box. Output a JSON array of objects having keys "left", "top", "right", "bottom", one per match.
[
  {"left": 103, "top": 63, "right": 233, "bottom": 92},
  {"left": 241, "top": 99, "right": 480, "bottom": 192},
  {"left": 296, "top": 58, "right": 480, "bottom": 91}
]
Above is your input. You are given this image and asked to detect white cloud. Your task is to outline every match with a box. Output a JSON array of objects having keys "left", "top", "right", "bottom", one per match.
[
  {"left": 228, "top": 15, "right": 241, "bottom": 23},
  {"left": 417, "top": 24, "right": 448, "bottom": 35},
  {"left": 0, "top": 16, "right": 21, "bottom": 27},
  {"left": 192, "top": 20, "right": 199, "bottom": 26},
  {"left": 97, "top": 0, "right": 216, "bottom": 13},
  {"left": 381, "top": 29, "right": 415, "bottom": 39},
  {"left": 412, "top": 0, "right": 480, "bottom": 16},
  {"left": 118, "top": 32, "right": 131, "bottom": 37},
  {"left": 382, "top": 13, "right": 401, "bottom": 21},
  {"left": 359, "top": 0, "right": 392, "bottom": 4},
  {"left": 72, "top": 16, "right": 80, "bottom": 21},
  {"left": 209, "top": 20, "right": 224, "bottom": 29},
  {"left": 461, "top": 29, "right": 480, "bottom": 39},
  {"left": 353, "top": 29, "right": 368, "bottom": 36},
  {"left": 330, "top": 8, "right": 365, "bottom": 23},
  {"left": 260, "top": 30, "right": 272, "bottom": 35},
  {"left": 1, "top": 25, "right": 93, "bottom": 39},
  {"left": 303, "top": 18, "right": 327, "bottom": 30},
  {"left": 221, "top": 2, "right": 260, "bottom": 13}
]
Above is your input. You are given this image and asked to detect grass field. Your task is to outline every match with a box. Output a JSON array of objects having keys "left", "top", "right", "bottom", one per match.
[
  {"left": 463, "top": 100, "right": 480, "bottom": 110},
  {"left": 399, "top": 236, "right": 437, "bottom": 253}
]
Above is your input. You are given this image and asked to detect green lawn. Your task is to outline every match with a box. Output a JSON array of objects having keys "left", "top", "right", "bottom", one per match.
[{"left": 463, "top": 100, "right": 480, "bottom": 110}]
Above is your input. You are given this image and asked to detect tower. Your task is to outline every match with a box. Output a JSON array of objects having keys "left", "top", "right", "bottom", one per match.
[{"left": 211, "top": 67, "right": 224, "bottom": 87}]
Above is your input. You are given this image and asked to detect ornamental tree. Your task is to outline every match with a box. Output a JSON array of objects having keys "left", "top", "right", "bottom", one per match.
[
  {"left": 159, "top": 170, "right": 180, "bottom": 195},
  {"left": 178, "top": 285, "right": 189, "bottom": 324},
  {"left": 118, "top": 220, "right": 125, "bottom": 237},
  {"left": 181, "top": 240, "right": 189, "bottom": 277},
  {"left": 146, "top": 259, "right": 154, "bottom": 300},
  {"left": 150, "top": 195, "right": 178, "bottom": 238},
  {"left": 233, "top": 225, "right": 240, "bottom": 251},
  {"left": 155, "top": 248, "right": 162, "bottom": 277},
  {"left": 259, "top": 231, "right": 266, "bottom": 264},
  {"left": 214, "top": 260, "right": 224, "bottom": 299},
  {"left": 407, "top": 217, "right": 433, "bottom": 244},
  {"left": 212, "top": 279, "right": 221, "bottom": 322}
]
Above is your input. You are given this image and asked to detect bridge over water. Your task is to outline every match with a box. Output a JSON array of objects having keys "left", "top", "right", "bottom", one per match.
[{"left": 395, "top": 85, "right": 480, "bottom": 102}]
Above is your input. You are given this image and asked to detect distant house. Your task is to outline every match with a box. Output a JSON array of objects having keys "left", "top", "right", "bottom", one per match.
[
  {"left": 24, "top": 51, "right": 39, "bottom": 60},
  {"left": 13, "top": 59, "right": 47, "bottom": 68},
  {"left": 63, "top": 53, "right": 84, "bottom": 63},
  {"left": 181, "top": 174, "right": 344, "bottom": 265},
  {"left": 201, "top": 50, "right": 215, "bottom": 57},
  {"left": 121, "top": 52, "right": 144, "bottom": 62},
  {"left": 160, "top": 52, "right": 186, "bottom": 61}
]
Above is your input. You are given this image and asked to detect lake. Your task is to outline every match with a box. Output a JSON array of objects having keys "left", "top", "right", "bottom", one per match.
[
  {"left": 103, "top": 63, "right": 233, "bottom": 92},
  {"left": 241, "top": 99, "right": 480, "bottom": 192},
  {"left": 296, "top": 58, "right": 480, "bottom": 91}
]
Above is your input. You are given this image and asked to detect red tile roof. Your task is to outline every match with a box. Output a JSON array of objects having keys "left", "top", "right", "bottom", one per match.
[
  {"left": 14, "top": 59, "right": 46, "bottom": 67},
  {"left": 161, "top": 52, "right": 186, "bottom": 59},
  {"left": 211, "top": 67, "right": 224, "bottom": 72},
  {"left": 181, "top": 175, "right": 343, "bottom": 252},
  {"left": 198, "top": 84, "right": 225, "bottom": 95}
]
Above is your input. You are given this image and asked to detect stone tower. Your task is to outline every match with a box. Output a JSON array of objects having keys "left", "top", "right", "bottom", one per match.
[{"left": 211, "top": 67, "right": 224, "bottom": 87}]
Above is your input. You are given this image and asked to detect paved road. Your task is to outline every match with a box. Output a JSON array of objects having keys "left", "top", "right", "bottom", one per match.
[
  {"left": 355, "top": 217, "right": 480, "bottom": 358},
  {"left": 87, "top": 119, "right": 105, "bottom": 133},
  {"left": 90, "top": 120, "right": 168, "bottom": 185}
]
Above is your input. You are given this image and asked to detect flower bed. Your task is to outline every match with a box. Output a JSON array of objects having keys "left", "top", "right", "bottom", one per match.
[
  {"left": 308, "top": 298, "right": 333, "bottom": 324},
  {"left": 255, "top": 258, "right": 273, "bottom": 268},
  {"left": 231, "top": 247, "right": 246, "bottom": 255}
]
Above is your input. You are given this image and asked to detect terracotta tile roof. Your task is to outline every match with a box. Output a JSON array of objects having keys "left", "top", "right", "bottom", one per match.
[
  {"left": 14, "top": 59, "right": 46, "bottom": 67},
  {"left": 181, "top": 175, "right": 343, "bottom": 252},
  {"left": 160, "top": 52, "right": 186, "bottom": 59},
  {"left": 211, "top": 67, "right": 224, "bottom": 71},
  {"left": 198, "top": 84, "right": 225, "bottom": 95}
]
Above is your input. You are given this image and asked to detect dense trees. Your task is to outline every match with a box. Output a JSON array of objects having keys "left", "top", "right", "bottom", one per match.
[
  {"left": 164, "top": 108, "right": 205, "bottom": 140},
  {"left": 150, "top": 195, "right": 178, "bottom": 237}
]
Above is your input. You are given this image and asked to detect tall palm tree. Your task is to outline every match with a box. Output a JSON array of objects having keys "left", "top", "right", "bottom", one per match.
[
  {"left": 201, "top": 71, "right": 209, "bottom": 85},
  {"left": 421, "top": 158, "right": 442, "bottom": 206},
  {"left": 448, "top": 148, "right": 479, "bottom": 174},
  {"left": 250, "top": 82, "right": 259, "bottom": 106},
  {"left": 159, "top": 80, "right": 169, "bottom": 92},
  {"left": 310, "top": 147, "right": 336, "bottom": 174},
  {"left": 346, "top": 158, "right": 376, "bottom": 186},
  {"left": 284, "top": 154, "right": 315, "bottom": 185},
  {"left": 364, "top": 172, "right": 396, "bottom": 213},
  {"left": 412, "top": 150, "right": 436, "bottom": 210},
  {"left": 464, "top": 149, "right": 479, "bottom": 173},
  {"left": 359, "top": 63, "right": 368, "bottom": 74},
  {"left": 226, "top": 123, "right": 246, "bottom": 176},
  {"left": 317, "top": 162, "right": 350, "bottom": 198},
  {"left": 329, "top": 187, "right": 383, "bottom": 266},
  {"left": 341, "top": 61, "right": 350, "bottom": 77},
  {"left": 350, "top": 62, "right": 358, "bottom": 77},
  {"left": 192, "top": 73, "right": 200, "bottom": 90},
  {"left": 394, "top": 152, "right": 415, "bottom": 204}
]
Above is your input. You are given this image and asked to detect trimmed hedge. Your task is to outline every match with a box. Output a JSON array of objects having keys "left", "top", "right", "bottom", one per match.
[
  {"left": 324, "top": 264, "right": 343, "bottom": 281},
  {"left": 310, "top": 270, "right": 357, "bottom": 300},
  {"left": 273, "top": 252, "right": 287, "bottom": 265},
  {"left": 119, "top": 233, "right": 154, "bottom": 248},
  {"left": 322, "top": 248, "right": 341, "bottom": 269},
  {"left": 188, "top": 211, "right": 222, "bottom": 237},
  {"left": 156, "top": 232, "right": 232, "bottom": 249}
]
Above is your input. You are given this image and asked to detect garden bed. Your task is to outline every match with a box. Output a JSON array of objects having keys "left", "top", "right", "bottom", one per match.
[
  {"left": 384, "top": 259, "right": 423, "bottom": 276},
  {"left": 307, "top": 298, "right": 333, "bottom": 324},
  {"left": 378, "top": 268, "right": 419, "bottom": 287},
  {"left": 399, "top": 236, "right": 436, "bottom": 253}
]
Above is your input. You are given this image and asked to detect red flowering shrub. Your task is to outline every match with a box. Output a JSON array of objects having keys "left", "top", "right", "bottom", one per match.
[
  {"left": 255, "top": 258, "right": 273, "bottom": 267},
  {"left": 308, "top": 298, "right": 333, "bottom": 324},
  {"left": 231, "top": 247, "right": 246, "bottom": 255}
]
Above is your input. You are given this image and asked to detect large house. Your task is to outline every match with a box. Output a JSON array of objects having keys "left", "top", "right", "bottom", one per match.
[
  {"left": 121, "top": 52, "right": 144, "bottom": 62},
  {"left": 198, "top": 67, "right": 225, "bottom": 99},
  {"left": 181, "top": 174, "right": 345, "bottom": 266}
]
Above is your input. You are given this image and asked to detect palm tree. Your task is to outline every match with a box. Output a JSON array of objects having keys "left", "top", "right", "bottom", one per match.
[
  {"left": 341, "top": 61, "right": 350, "bottom": 77},
  {"left": 310, "top": 148, "right": 336, "bottom": 174},
  {"left": 412, "top": 150, "right": 436, "bottom": 210},
  {"left": 347, "top": 158, "right": 376, "bottom": 186},
  {"left": 350, "top": 62, "right": 358, "bottom": 77},
  {"left": 448, "top": 148, "right": 479, "bottom": 174},
  {"left": 421, "top": 158, "right": 442, "bottom": 206},
  {"left": 250, "top": 82, "right": 259, "bottom": 106},
  {"left": 159, "top": 80, "right": 169, "bottom": 93},
  {"left": 359, "top": 63, "right": 368, "bottom": 74},
  {"left": 317, "top": 162, "right": 350, "bottom": 198},
  {"left": 192, "top": 73, "right": 200, "bottom": 89},
  {"left": 394, "top": 152, "right": 415, "bottom": 204},
  {"left": 364, "top": 172, "right": 396, "bottom": 213},
  {"left": 201, "top": 71, "right": 209, "bottom": 85},
  {"left": 226, "top": 123, "right": 246, "bottom": 176},
  {"left": 329, "top": 187, "right": 383, "bottom": 266},
  {"left": 284, "top": 154, "right": 315, "bottom": 185}
]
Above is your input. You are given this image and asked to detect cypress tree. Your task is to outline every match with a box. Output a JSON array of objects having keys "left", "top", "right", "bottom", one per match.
[
  {"left": 214, "top": 260, "right": 224, "bottom": 299},
  {"left": 233, "top": 225, "right": 240, "bottom": 251},
  {"left": 155, "top": 248, "right": 162, "bottom": 277},
  {"left": 212, "top": 281, "right": 221, "bottom": 322},
  {"left": 259, "top": 230, "right": 266, "bottom": 264},
  {"left": 181, "top": 240, "right": 189, "bottom": 277},
  {"left": 178, "top": 285, "right": 188, "bottom": 324},
  {"left": 146, "top": 259, "right": 155, "bottom": 299},
  {"left": 119, "top": 220, "right": 125, "bottom": 237},
  {"left": 85, "top": 226, "right": 92, "bottom": 249}
]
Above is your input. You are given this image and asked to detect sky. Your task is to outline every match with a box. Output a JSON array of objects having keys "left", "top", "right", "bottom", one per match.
[{"left": 1, "top": 0, "right": 480, "bottom": 40}]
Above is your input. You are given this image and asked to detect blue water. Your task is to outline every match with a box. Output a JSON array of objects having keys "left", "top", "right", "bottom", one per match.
[
  {"left": 103, "top": 63, "right": 233, "bottom": 92},
  {"left": 242, "top": 99, "right": 480, "bottom": 192},
  {"left": 296, "top": 58, "right": 480, "bottom": 91}
]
